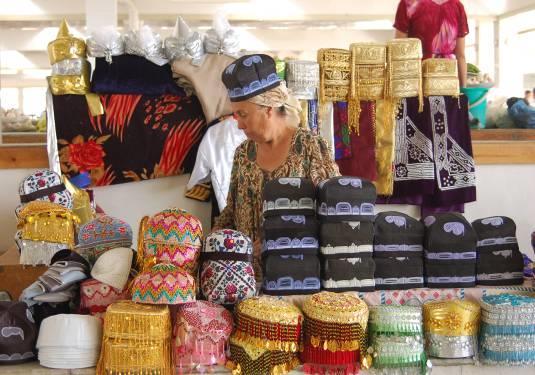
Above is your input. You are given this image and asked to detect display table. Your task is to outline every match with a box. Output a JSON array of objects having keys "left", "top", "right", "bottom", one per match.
[{"left": 278, "top": 284, "right": 535, "bottom": 308}]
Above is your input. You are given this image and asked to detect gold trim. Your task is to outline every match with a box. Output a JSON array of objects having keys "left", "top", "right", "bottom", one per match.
[
  {"left": 302, "top": 292, "right": 368, "bottom": 326},
  {"left": 423, "top": 300, "right": 481, "bottom": 336}
]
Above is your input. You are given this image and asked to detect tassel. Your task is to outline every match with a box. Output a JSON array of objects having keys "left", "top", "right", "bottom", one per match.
[
  {"left": 418, "top": 64, "right": 424, "bottom": 113},
  {"left": 85, "top": 93, "right": 104, "bottom": 116},
  {"left": 136, "top": 215, "right": 149, "bottom": 271},
  {"left": 348, "top": 99, "right": 361, "bottom": 135}
]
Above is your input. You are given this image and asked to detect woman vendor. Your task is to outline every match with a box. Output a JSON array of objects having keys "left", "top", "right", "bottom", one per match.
[
  {"left": 212, "top": 54, "right": 340, "bottom": 274},
  {"left": 394, "top": 0, "right": 469, "bottom": 87}
]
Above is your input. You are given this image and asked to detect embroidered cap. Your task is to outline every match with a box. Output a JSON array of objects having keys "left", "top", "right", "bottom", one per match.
[
  {"left": 222, "top": 54, "right": 281, "bottom": 102},
  {"left": 0, "top": 301, "right": 37, "bottom": 364}
]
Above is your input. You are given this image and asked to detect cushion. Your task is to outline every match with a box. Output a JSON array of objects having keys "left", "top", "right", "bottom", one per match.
[
  {"left": 201, "top": 229, "right": 256, "bottom": 305},
  {"left": 317, "top": 176, "right": 376, "bottom": 222},
  {"left": 262, "top": 178, "right": 315, "bottom": 217},
  {"left": 262, "top": 215, "right": 319, "bottom": 256}
]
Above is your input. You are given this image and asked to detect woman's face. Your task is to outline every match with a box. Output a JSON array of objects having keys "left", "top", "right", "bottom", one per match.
[{"left": 231, "top": 101, "right": 273, "bottom": 142}]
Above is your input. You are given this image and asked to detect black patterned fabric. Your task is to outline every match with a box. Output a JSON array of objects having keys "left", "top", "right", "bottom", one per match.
[
  {"left": 262, "top": 254, "right": 320, "bottom": 295},
  {"left": 476, "top": 249, "right": 524, "bottom": 286},
  {"left": 322, "top": 256, "right": 376, "bottom": 292},
  {"left": 425, "top": 261, "right": 476, "bottom": 288},
  {"left": 320, "top": 221, "right": 374, "bottom": 258},
  {"left": 262, "top": 178, "right": 316, "bottom": 217},
  {"left": 472, "top": 216, "right": 518, "bottom": 252},
  {"left": 0, "top": 302, "right": 37, "bottom": 364},
  {"left": 374, "top": 257, "right": 424, "bottom": 290},
  {"left": 262, "top": 215, "right": 319, "bottom": 256},
  {"left": 374, "top": 211, "right": 424, "bottom": 258},
  {"left": 317, "top": 176, "right": 376, "bottom": 222}
]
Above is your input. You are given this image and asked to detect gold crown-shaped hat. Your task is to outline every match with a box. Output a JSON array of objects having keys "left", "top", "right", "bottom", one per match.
[{"left": 47, "top": 19, "right": 87, "bottom": 65}]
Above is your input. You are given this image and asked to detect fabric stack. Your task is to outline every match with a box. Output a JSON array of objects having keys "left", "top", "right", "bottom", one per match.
[
  {"left": 200, "top": 229, "right": 256, "bottom": 305},
  {"left": 479, "top": 294, "right": 535, "bottom": 365},
  {"left": 96, "top": 301, "right": 173, "bottom": 374},
  {"left": 47, "top": 19, "right": 91, "bottom": 96},
  {"left": 262, "top": 178, "right": 321, "bottom": 295},
  {"left": 79, "top": 247, "right": 133, "bottom": 320},
  {"left": 0, "top": 301, "right": 37, "bottom": 364},
  {"left": 373, "top": 211, "right": 425, "bottom": 290},
  {"left": 286, "top": 60, "right": 320, "bottom": 134},
  {"left": 36, "top": 314, "right": 102, "bottom": 369},
  {"left": 423, "top": 300, "right": 480, "bottom": 360},
  {"left": 318, "top": 176, "right": 377, "bottom": 292},
  {"left": 301, "top": 292, "right": 370, "bottom": 374},
  {"left": 229, "top": 296, "right": 302, "bottom": 374},
  {"left": 173, "top": 300, "right": 233, "bottom": 369},
  {"left": 472, "top": 216, "right": 524, "bottom": 286},
  {"left": 15, "top": 169, "right": 75, "bottom": 265},
  {"left": 423, "top": 213, "right": 477, "bottom": 288},
  {"left": 368, "top": 305, "right": 428, "bottom": 374}
]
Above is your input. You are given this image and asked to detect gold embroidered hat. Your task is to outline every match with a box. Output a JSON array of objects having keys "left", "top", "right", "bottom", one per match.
[
  {"left": 17, "top": 201, "right": 79, "bottom": 248},
  {"left": 233, "top": 296, "right": 303, "bottom": 353},
  {"left": 47, "top": 66, "right": 90, "bottom": 95},
  {"left": 423, "top": 299, "right": 481, "bottom": 359},
  {"left": 301, "top": 292, "right": 370, "bottom": 369},
  {"left": 318, "top": 48, "right": 351, "bottom": 104},
  {"left": 422, "top": 58, "right": 460, "bottom": 97},
  {"left": 96, "top": 301, "right": 172, "bottom": 375},
  {"left": 386, "top": 38, "right": 423, "bottom": 108},
  {"left": 47, "top": 19, "right": 87, "bottom": 65}
]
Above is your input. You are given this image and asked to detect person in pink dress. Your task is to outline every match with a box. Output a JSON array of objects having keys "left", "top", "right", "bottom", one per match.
[{"left": 394, "top": 0, "right": 469, "bottom": 87}]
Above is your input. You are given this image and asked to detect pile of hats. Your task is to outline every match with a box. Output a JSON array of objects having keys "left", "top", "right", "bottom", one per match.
[
  {"left": 261, "top": 178, "right": 321, "bottom": 295},
  {"left": 20, "top": 250, "right": 90, "bottom": 307},
  {"left": 301, "top": 291, "right": 370, "bottom": 374},
  {"left": 479, "top": 294, "right": 535, "bottom": 365},
  {"left": 131, "top": 208, "right": 201, "bottom": 305},
  {"left": 36, "top": 314, "right": 102, "bottom": 369},
  {"left": 229, "top": 296, "right": 302, "bottom": 374},
  {"left": 368, "top": 305, "right": 428, "bottom": 374},
  {"left": 173, "top": 300, "right": 233, "bottom": 369},
  {"left": 318, "top": 176, "right": 377, "bottom": 292},
  {"left": 0, "top": 301, "right": 37, "bottom": 364},
  {"left": 472, "top": 216, "right": 524, "bottom": 286},
  {"left": 200, "top": 229, "right": 256, "bottom": 305},
  {"left": 423, "top": 213, "right": 477, "bottom": 288},
  {"left": 423, "top": 300, "right": 480, "bottom": 360},
  {"left": 75, "top": 215, "right": 134, "bottom": 320},
  {"left": 47, "top": 19, "right": 91, "bottom": 95},
  {"left": 96, "top": 301, "right": 173, "bottom": 374},
  {"left": 15, "top": 169, "right": 76, "bottom": 266},
  {"left": 373, "top": 212, "right": 425, "bottom": 290}
]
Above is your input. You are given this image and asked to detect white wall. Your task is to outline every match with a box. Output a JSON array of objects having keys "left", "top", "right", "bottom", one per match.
[{"left": 1, "top": 164, "right": 534, "bottom": 261}]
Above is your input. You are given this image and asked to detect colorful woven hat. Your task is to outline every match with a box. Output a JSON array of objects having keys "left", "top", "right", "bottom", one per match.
[
  {"left": 18, "top": 169, "right": 73, "bottom": 211},
  {"left": 423, "top": 300, "right": 480, "bottom": 359},
  {"left": 76, "top": 215, "right": 133, "bottom": 265},
  {"left": 96, "top": 301, "right": 172, "bottom": 375},
  {"left": 200, "top": 229, "right": 256, "bottom": 305},
  {"left": 262, "top": 178, "right": 315, "bottom": 217},
  {"left": 368, "top": 305, "right": 428, "bottom": 372},
  {"left": 0, "top": 301, "right": 37, "bottom": 364},
  {"left": 317, "top": 176, "right": 376, "bottom": 222},
  {"left": 229, "top": 337, "right": 300, "bottom": 375},
  {"left": 173, "top": 300, "right": 233, "bottom": 368},
  {"left": 17, "top": 201, "right": 79, "bottom": 249},
  {"left": 79, "top": 278, "right": 130, "bottom": 321},
  {"left": 479, "top": 294, "right": 535, "bottom": 365},
  {"left": 131, "top": 263, "right": 195, "bottom": 305},
  {"left": 233, "top": 296, "right": 302, "bottom": 353},
  {"left": 301, "top": 292, "right": 370, "bottom": 372},
  {"left": 140, "top": 208, "right": 203, "bottom": 273}
]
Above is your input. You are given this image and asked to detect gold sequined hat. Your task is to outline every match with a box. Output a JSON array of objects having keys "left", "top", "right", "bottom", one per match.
[
  {"left": 422, "top": 58, "right": 460, "bottom": 97},
  {"left": 47, "top": 19, "right": 87, "bottom": 65},
  {"left": 96, "top": 301, "right": 172, "bottom": 375}
]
